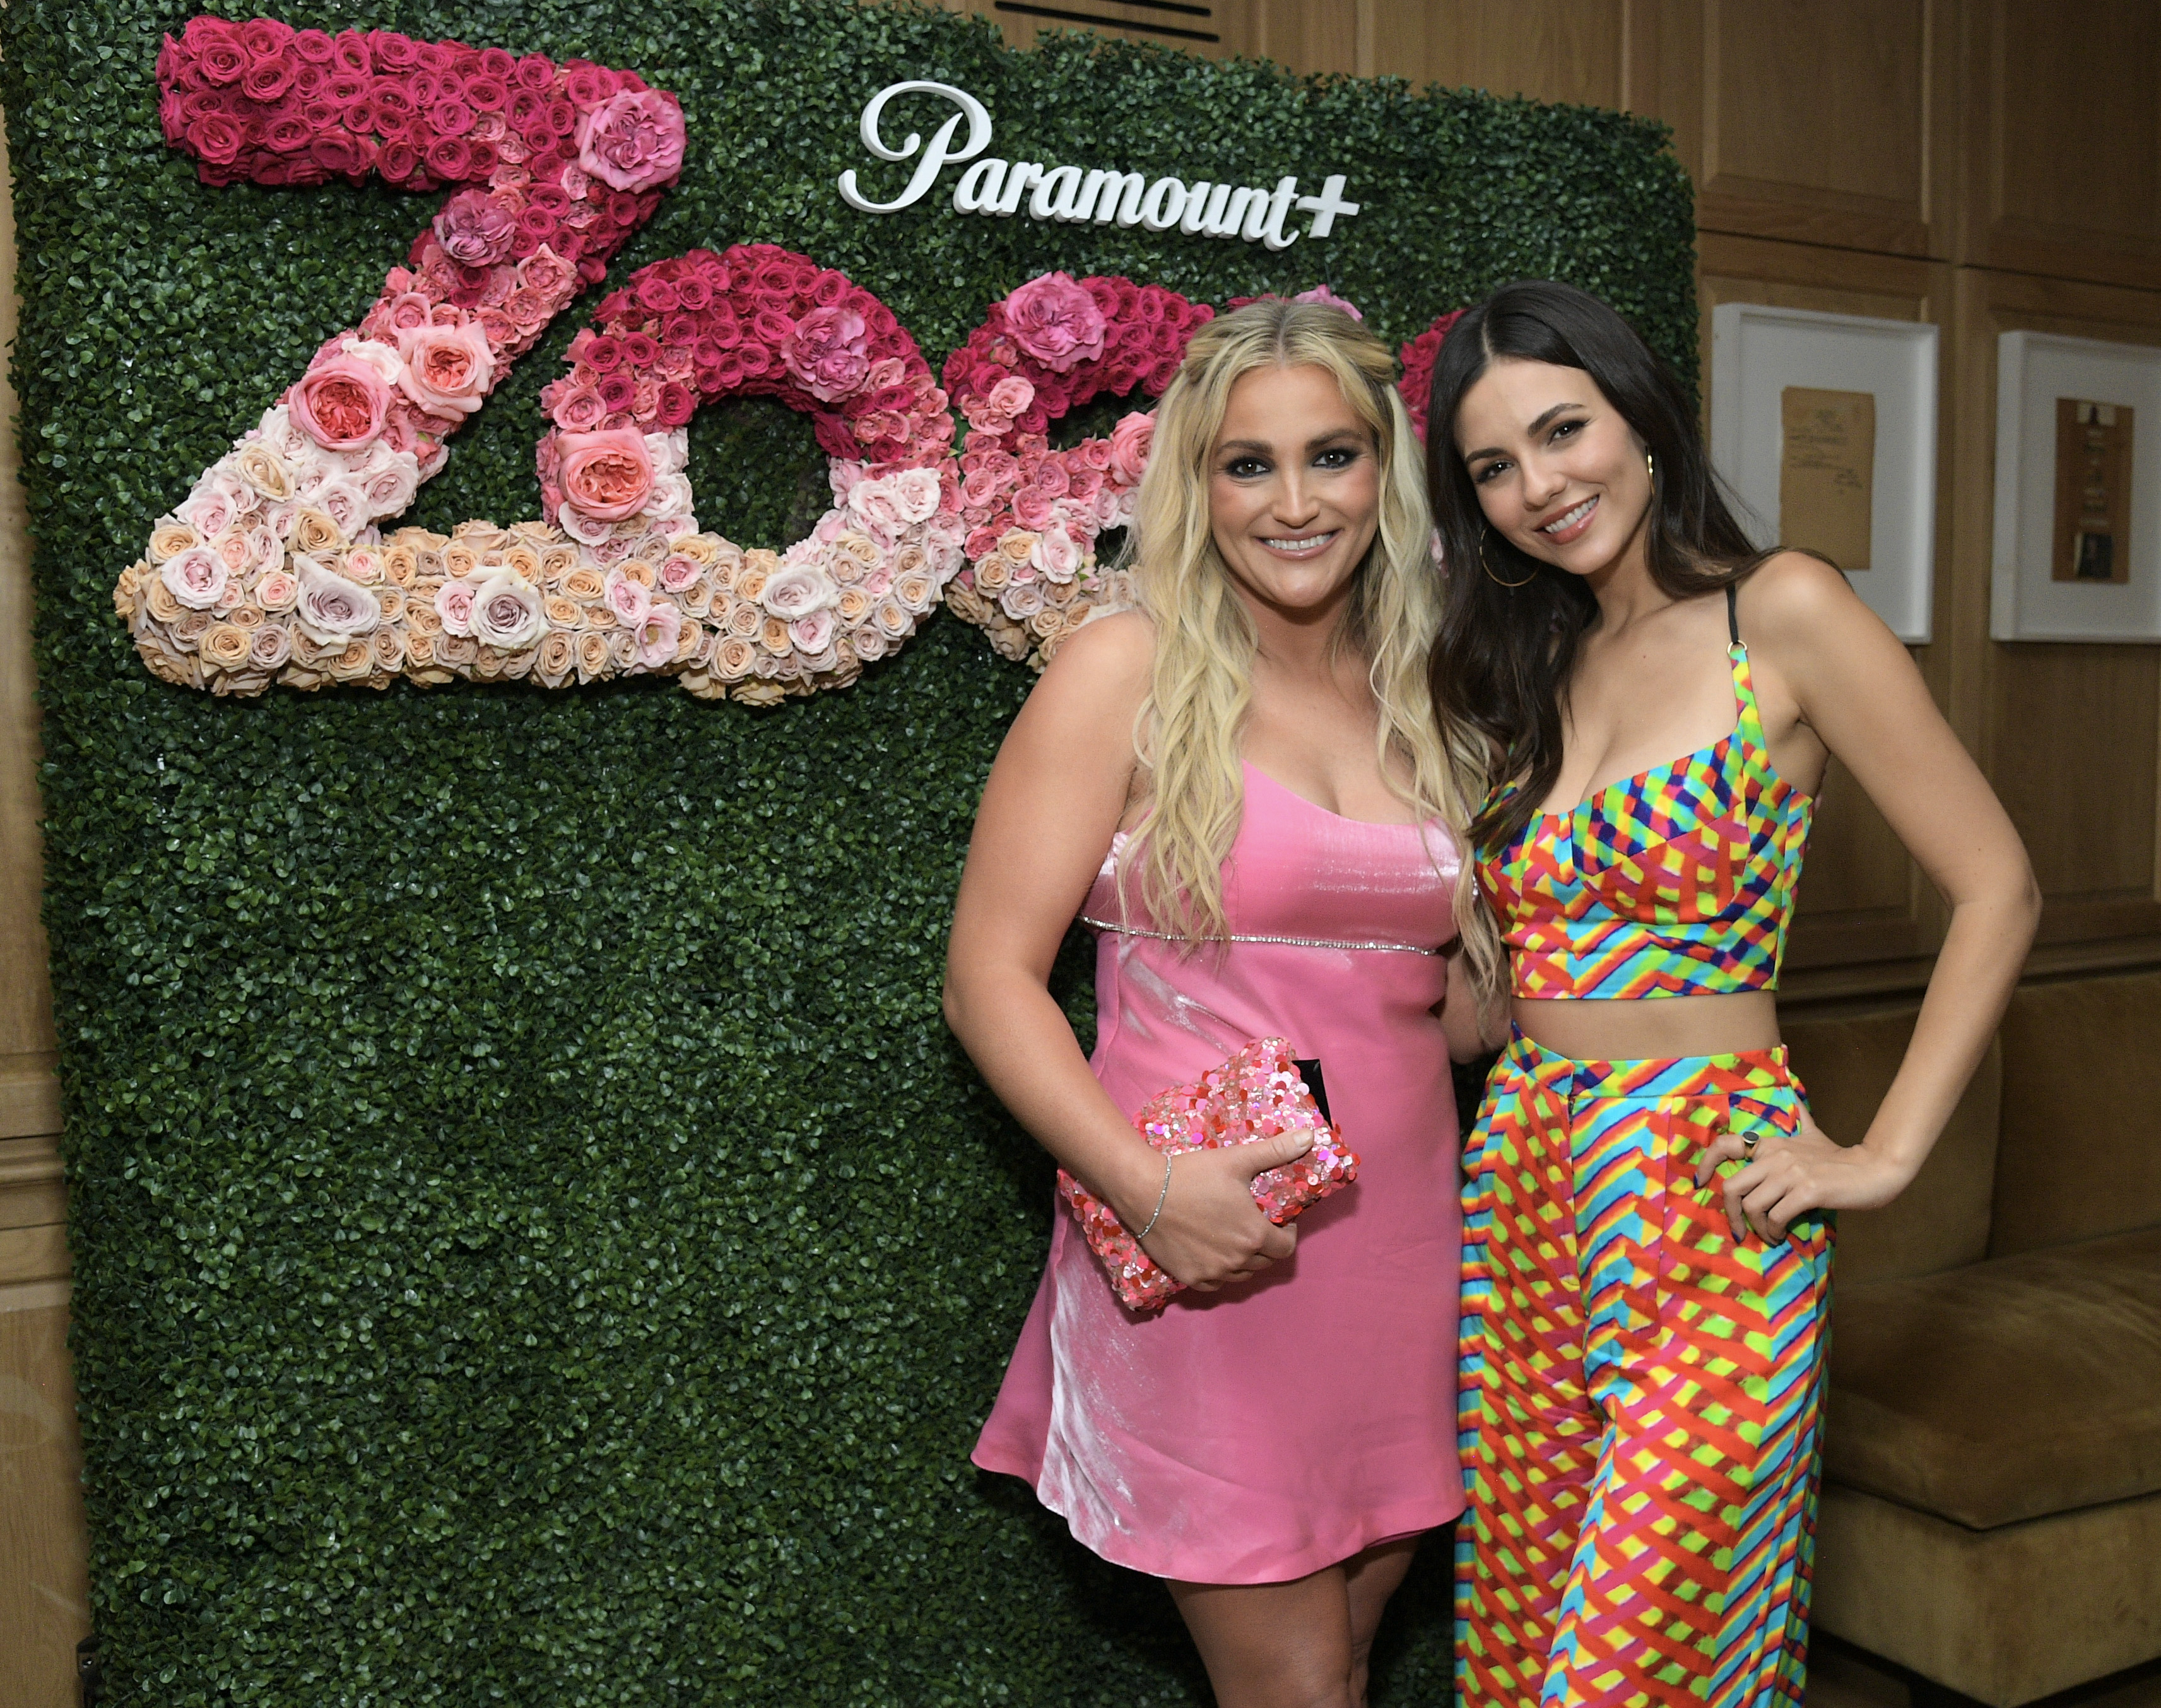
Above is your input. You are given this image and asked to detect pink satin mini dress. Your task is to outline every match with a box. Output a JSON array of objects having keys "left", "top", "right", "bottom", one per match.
[{"left": 971, "top": 762, "right": 1468, "bottom": 1584}]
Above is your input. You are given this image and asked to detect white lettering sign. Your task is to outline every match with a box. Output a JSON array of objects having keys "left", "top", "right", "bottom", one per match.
[{"left": 837, "top": 81, "right": 1360, "bottom": 249}]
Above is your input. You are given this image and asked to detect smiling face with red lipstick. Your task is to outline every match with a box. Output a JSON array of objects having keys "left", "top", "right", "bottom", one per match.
[{"left": 1454, "top": 356, "right": 1656, "bottom": 588}]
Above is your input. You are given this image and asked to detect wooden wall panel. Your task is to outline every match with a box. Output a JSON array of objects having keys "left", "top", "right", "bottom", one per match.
[
  {"left": 1689, "top": 0, "right": 1952, "bottom": 258},
  {"left": 0, "top": 121, "right": 87, "bottom": 1708},
  {"left": 936, "top": 0, "right": 1245, "bottom": 57},
  {"left": 1352, "top": 0, "right": 1626, "bottom": 108},
  {"left": 1965, "top": 0, "right": 2161, "bottom": 290},
  {"left": 0, "top": 123, "right": 57, "bottom": 1150},
  {"left": 1952, "top": 268, "right": 2161, "bottom": 957},
  {"left": 1697, "top": 236, "right": 1954, "bottom": 986}
]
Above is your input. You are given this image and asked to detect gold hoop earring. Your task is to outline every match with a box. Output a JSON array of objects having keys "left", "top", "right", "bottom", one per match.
[
  {"left": 1481, "top": 530, "right": 1536, "bottom": 589},
  {"left": 1646, "top": 451, "right": 1656, "bottom": 482}
]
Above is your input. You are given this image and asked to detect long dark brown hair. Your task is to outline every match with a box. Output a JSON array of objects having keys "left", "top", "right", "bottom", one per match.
[{"left": 1425, "top": 280, "right": 1772, "bottom": 857}]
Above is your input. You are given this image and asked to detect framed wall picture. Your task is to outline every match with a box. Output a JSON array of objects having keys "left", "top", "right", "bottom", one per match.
[
  {"left": 1991, "top": 331, "right": 2161, "bottom": 642},
  {"left": 1710, "top": 303, "right": 1938, "bottom": 644}
]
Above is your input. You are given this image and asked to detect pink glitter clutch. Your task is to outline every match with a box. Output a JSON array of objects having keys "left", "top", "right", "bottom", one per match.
[{"left": 1058, "top": 1037, "right": 1358, "bottom": 1312}]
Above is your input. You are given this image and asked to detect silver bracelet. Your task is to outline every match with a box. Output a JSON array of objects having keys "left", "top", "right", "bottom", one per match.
[{"left": 1134, "top": 1155, "right": 1174, "bottom": 1240}]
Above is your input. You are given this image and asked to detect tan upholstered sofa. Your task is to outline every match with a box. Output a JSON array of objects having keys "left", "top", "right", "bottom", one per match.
[{"left": 1783, "top": 971, "right": 2161, "bottom": 1707}]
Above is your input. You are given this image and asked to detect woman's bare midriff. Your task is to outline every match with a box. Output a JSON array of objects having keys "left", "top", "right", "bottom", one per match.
[{"left": 1510, "top": 989, "right": 1782, "bottom": 1063}]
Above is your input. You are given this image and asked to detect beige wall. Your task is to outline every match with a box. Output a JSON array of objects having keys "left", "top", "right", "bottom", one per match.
[{"left": 6, "top": 5, "right": 2161, "bottom": 1700}]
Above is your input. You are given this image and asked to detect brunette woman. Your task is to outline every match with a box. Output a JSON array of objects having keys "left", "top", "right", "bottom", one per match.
[
  {"left": 1426, "top": 280, "right": 2037, "bottom": 1707},
  {"left": 948, "top": 300, "right": 1500, "bottom": 1708}
]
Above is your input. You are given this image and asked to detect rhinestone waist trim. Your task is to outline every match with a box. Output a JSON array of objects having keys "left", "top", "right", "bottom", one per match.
[{"left": 1078, "top": 915, "right": 1441, "bottom": 955}]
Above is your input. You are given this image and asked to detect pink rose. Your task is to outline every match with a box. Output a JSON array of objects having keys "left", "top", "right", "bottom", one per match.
[
  {"left": 160, "top": 547, "right": 228, "bottom": 610},
  {"left": 1003, "top": 272, "right": 1107, "bottom": 374},
  {"left": 385, "top": 291, "right": 435, "bottom": 332},
  {"left": 632, "top": 601, "right": 682, "bottom": 668},
  {"left": 550, "top": 384, "right": 608, "bottom": 432},
  {"left": 1292, "top": 284, "right": 1363, "bottom": 320},
  {"left": 658, "top": 553, "right": 704, "bottom": 592},
  {"left": 432, "top": 188, "right": 518, "bottom": 266},
  {"left": 556, "top": 428, "right": 654, "bottom": 521},
  {"left": 1033, "top": 524, "right": 1085, "bottom": 583},
  {"left": 396, "top": 322, "right": 495, "bottom": 416},
  {"left": 1012, "top": 488, "right": 1055, "bottom": 532},
  {"left": 781, "top": 305, "right": 870, "bottom": 404},
  {"left": 435, "top": 579, "right": 478, "bottom": 636},
  {"left": 287, "top": 353, "right": 393, "bottom": 451},
  {"left": 602, "top": 567, "right": 651, "bottom": 625},
  {"left": 788, "top": 608, "right": 835, "bottom": 655},
  {"left": 1107, "top": 411, "right": 1155, "bottom": 486},
  {"left": 986, "top": 375, "right": 1033, "bottom": 418},
  {"left": 518, "top": 245, "right": 577, "bottom": 301},
  {"left": 888, "top": 467, "right": 942, "bottom": 525},
  {"left": 574, "top": 89, "right": 686, "bottom": 192}
]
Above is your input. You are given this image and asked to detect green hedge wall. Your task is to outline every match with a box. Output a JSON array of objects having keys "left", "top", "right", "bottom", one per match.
[{"left": 5, "top": 2, "right": 1694, "bottom": 1700}]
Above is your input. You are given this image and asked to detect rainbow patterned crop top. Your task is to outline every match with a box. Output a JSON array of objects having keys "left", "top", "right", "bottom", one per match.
[{"left": 1476, "top": 585, "right": 1814, "bottom": 999}]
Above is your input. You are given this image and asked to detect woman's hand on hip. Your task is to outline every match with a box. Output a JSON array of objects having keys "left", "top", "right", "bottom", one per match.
[
  {"left": 1139, "top": 1131, "right": 1312, "bottom": 1290},
  {"left": 1693, "top": 1109, "right": 1919, "bottom": 1242}
]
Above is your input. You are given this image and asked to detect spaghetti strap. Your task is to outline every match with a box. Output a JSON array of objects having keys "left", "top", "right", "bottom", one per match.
[{"left": 1726, "top": 580, "right": 1740, "bottom": 645}]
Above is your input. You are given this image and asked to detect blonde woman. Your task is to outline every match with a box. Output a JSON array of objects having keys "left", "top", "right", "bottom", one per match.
[{"left": 948, "top": 301, "right": 1496, "bottom": 1708}]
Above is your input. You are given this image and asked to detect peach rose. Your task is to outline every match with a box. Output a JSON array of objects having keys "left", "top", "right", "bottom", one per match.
[
  {"left": 150, "top": 521, "right": 199, "bottom": 563},
  {"left": 534, "top": 630, "right": 577, "bottom": 689},
  {"left": 555, "top": 428, "right": 654, "bottom": 522},
  {"left": 574, "top": 630, "right": 615, "bottom": 683},
  {"left": 233, "top": 442, "right": 293, "bottom": 500},
  {"left": 201, "top": 623, "right": 253, "bottom": 672},
  {"left": 396, "top": 322, "right": 495, "bottom": 417}
]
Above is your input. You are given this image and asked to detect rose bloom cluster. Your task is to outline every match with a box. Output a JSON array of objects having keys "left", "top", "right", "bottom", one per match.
[
  {"left": 1395, "top": 307, "right": 1466, "bottom": 445},
  {"left": 941, "top": 272, "right": 1212, "bottom": 671},
  {"left": 533, "top": 245, "right": 965, "bottom": 704},
  {"left": 121, "top": 27, "right": 695, "bottom": 697},
  {"left": 156, "top": 17, "right": 684, "bottom": 295}
]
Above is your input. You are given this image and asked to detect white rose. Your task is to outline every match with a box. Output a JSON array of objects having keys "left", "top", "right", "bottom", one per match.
[
  {"left": 314, "top": 477, "right": 368, "bottom": 539},
  {"left": 159, "top": 546, "right": 228, "bottom": 611},
  {"left": 469, "top": 574, "right": 546, "bottom": 650},
  {"left": 295, "top": 562, "right": 382, "bottom": 645},
  {"left": 889, "top": 467, "right": 942, "bottom": 525},
  {"left": 642, "top": 428, "right": 689, "bottom": 476},
  {"left": 339, "top": 334, "right": 406, "bottom": 389},
  {"left": 759, "top": 562, "right": 838, "bottom": 621}
]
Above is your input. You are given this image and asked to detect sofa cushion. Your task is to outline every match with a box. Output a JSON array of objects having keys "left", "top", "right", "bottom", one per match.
[
  {"left": 1825, "top": 1225, "right": 2161, "bottom": 1528},
  {"left": 1993, "top": 971, "right": 2161, "bottom": 1257},
  {"left": 1813, "top": 1481, "right": 2161, "bottom": 1707},
  {"left": 1784, "top": 1009, "right": 1999, "bottom": 1285}
]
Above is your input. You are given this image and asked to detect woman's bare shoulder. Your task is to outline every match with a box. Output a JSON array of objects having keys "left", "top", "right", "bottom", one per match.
[
  {"left": 1032, "top": 608, "right": 1154, "bottom": 705},
  {"left": 1736, "top": 550, "right": 1870, "bottom": 640}
]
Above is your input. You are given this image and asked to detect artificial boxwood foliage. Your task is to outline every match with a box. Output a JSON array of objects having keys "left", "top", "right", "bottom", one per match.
[{"left": 4, "top": 1, "right": 1694, "bottom": 1700}]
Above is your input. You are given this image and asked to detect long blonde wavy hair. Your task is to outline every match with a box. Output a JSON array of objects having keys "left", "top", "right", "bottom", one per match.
[{"left": 1119, "top": 300, "right": 1503, "bottom": 994}]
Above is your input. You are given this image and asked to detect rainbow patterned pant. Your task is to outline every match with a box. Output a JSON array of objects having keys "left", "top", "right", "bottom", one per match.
[{"left": 1455, "top": 1034, "right": 1834, "bottom": 1708}]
